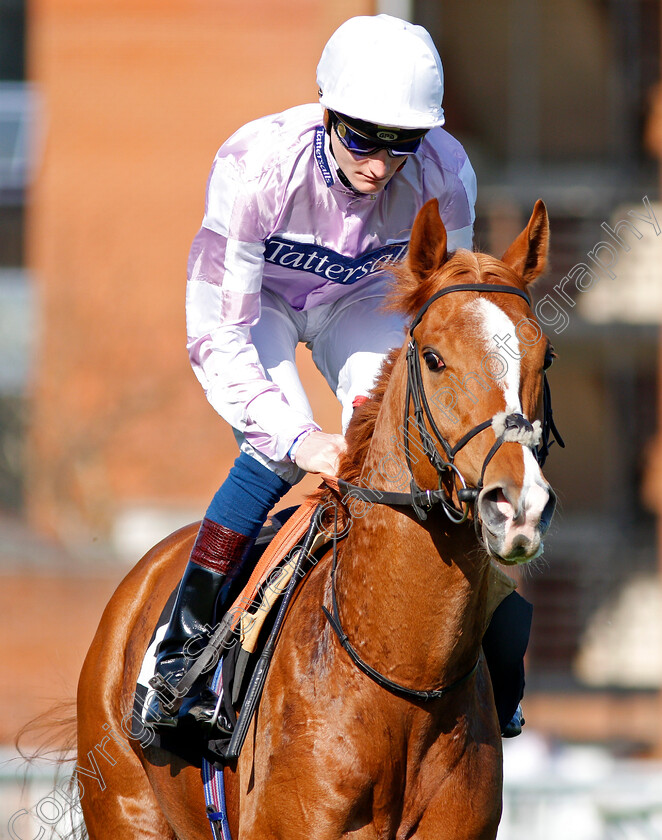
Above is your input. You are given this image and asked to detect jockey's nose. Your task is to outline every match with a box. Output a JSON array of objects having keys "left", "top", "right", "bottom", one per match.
[{"left": 366, "top": 149, "right": 390, "bottom": 178}]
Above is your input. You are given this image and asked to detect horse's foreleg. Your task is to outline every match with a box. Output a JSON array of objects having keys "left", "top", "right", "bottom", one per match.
[{"left": 408, "top": 749, "right": 502, "bottom": 840}]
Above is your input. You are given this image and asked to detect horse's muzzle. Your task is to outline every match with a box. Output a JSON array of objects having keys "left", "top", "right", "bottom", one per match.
[{"left": 477, "top": 480, "right": 557, "bottom": 565}]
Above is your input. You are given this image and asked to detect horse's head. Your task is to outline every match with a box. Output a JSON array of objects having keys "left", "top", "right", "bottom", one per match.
[{"left": 389, "top": 199, "right": 557, "bottom": 564}]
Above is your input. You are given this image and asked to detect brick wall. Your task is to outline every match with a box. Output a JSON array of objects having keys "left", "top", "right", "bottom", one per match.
[{"left": 26, "top": 0, "right": 367, "bottom": 550}]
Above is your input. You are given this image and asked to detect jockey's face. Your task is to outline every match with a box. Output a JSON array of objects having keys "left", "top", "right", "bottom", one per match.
[{"left": 329, "top": 124, "right": 405, "bottom": 194}]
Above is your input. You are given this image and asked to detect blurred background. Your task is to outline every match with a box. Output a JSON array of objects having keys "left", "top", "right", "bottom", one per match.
[{"left": 1, "top": 0, "right": 662, "bottom": 837}]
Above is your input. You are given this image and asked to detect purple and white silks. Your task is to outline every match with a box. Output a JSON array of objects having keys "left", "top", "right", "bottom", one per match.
[{"left": 186, "top": 104, "right": 476, "bottom": 466}]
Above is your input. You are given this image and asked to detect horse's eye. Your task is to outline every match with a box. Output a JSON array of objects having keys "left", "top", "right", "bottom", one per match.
[
  {"left": 543, "top": 345, "right": 556, "bottom": 370},
  {"left": 423, "top": 349, "right": 445, "bottom": 372}
]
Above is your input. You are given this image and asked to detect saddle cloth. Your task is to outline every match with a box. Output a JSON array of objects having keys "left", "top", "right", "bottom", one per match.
[{"left": 132, "top": 496, "right": 324, "bottom": 766}]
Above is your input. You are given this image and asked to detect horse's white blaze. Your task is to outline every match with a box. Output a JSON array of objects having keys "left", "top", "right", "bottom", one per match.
[
  {"left": 471, "top": 298, "right": 521, "bottom": 411},
  {"left": 470, "top": 298, "right": 552, "bottom": 561}
]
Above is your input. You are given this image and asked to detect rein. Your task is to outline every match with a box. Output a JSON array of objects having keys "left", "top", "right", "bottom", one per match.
[{"left": 321, "top": 505, "right": 480, "bottom": 702}]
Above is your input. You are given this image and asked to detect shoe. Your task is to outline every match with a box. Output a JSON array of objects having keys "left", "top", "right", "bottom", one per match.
[
  {"left": 145, "top": 685, "right": 233, "bottom": 735},
  {"left": 502, "top": 704, "right": 525, "bottom": 738},
  {"left": 143, "top": 519, "right": 253, "bottom": 733}
]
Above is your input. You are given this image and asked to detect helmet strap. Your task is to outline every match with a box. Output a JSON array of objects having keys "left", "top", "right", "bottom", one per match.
[
  {"left": 325, "top": 115, "right": 363, "bottom": 195},
  {"left": 336, "top": 167, "right": 364, "bottom": 195}
]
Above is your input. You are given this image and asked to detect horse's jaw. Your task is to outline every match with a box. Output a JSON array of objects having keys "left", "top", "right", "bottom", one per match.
[{"left": 477, "top": 480, "right": 556, "bottom": 566}]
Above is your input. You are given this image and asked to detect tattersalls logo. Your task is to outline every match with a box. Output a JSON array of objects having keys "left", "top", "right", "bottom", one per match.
[
  {"left": 313, "top": 126, "right": 334, "bottom": 187},
  {"left": 264, "top": 237, "right": 409, "bottom": 285}
]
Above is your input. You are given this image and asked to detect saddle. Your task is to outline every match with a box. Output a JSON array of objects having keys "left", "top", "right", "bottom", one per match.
[{"left": 134, "top": 495, "right": 332, "bottom": 767}]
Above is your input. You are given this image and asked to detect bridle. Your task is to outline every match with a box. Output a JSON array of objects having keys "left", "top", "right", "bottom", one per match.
[
  {"left": 338, "top": 282, "right": 564, "bottom": 523},
  {"left": 323, "top": 282, "right": 564, "bottom": 702}
]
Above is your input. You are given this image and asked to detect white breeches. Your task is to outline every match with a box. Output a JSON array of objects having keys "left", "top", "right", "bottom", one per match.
[{"left": 235, "top": 278, "right": 406, "bottom": 483}]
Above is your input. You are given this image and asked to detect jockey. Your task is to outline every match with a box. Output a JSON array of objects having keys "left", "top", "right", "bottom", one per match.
[{"left": 146, "top": 14, "right": 528, "bottom": 738}]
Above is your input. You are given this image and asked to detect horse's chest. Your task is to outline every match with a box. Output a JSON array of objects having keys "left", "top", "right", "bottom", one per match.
[{"left": 348, "top": 717, "right": 502, "bottom": 837}]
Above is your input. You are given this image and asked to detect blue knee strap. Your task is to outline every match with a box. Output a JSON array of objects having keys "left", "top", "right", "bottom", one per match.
[{"left": 205, "top": 452, "right": 291, "bottom": 538}]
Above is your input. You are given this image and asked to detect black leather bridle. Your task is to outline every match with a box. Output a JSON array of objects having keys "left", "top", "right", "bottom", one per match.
[
  {"left": 323, "top": 282, "right": 564, "bottom": 702},
  {"left": 338, "top": 282, "right": 564, "bottom": 522}
]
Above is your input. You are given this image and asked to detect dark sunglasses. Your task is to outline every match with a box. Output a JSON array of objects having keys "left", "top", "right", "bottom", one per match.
[{"left": 333, "top": 118, "right": 424, "bottom": 158}]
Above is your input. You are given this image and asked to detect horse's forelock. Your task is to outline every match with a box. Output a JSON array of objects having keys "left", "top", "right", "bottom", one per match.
[{"left": 388, "top": 249, "right": 527, "bottom": 320}]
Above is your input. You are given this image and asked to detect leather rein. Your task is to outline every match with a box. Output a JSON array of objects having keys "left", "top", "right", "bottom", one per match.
[{"left": 323, "top": 282, "right": 564, "bottom": 702}]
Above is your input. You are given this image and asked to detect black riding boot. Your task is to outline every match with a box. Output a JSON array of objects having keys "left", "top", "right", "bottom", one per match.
[
  {"left": 482, "top": 590, "right": 533, "bottom": 737},
  {"left": 144, "top": 519, "right": 253, "bottom": 732}
]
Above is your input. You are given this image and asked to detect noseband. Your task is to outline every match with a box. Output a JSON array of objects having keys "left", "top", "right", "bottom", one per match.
[{"left": 338, "top": 282, "right": 564, "bottom": 522}]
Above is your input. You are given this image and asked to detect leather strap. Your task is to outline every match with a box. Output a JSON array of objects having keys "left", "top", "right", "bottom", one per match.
[
  {"left": 321, "top": 502, "right": 480, "bottom": 702},
  {"left": 227, "top": 494, "right": 321, "bottom": 629},
  {"left": 409, "top": 283, "right": 531, "bottom": 334}
]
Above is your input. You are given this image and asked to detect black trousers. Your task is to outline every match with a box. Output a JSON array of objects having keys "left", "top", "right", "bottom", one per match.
[{"left": 482, "top": 590, "right": 533, "bottom": 730}]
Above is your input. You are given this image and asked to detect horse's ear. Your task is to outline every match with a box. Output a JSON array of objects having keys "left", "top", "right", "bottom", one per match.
[
  {"left": 501, "top": 199, "right": 549, "bottom": 286},
  {"left": 407, "top": 198, "right": 448, "bottom": 283}
]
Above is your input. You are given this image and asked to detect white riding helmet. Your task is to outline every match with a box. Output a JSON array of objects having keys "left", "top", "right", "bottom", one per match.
[{"left": 317, "top": 14, "right": 445, "bottom": 130}]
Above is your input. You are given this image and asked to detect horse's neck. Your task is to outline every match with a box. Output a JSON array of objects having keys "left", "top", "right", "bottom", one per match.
[{"left": 336, "top": 425, "right": 489, "bottom": 690}]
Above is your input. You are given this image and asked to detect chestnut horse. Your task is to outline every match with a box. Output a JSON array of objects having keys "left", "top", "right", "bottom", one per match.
[{"left": 76, "top": 199, "right": 556, "bottom": 840}]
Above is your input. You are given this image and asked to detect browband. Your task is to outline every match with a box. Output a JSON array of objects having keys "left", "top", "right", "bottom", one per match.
[{"left": 409, "top": 283, "right": 532, "bottom": 334}]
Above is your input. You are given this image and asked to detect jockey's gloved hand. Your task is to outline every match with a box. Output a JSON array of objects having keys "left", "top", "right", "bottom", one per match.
[{"left": 294, "top": 431, "right": 347, "bottom": 476}]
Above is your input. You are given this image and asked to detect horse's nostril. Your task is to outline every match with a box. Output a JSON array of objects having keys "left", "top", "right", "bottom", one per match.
[
  {"left": 539, "top": 488, "right": 557, "bottom": 533},
  {"left": 479, "top": 487, "right": 509, "bottom": 534}
]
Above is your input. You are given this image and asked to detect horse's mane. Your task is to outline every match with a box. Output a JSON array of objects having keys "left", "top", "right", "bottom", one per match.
[
  {"left": 334, "top": 249, "right": 524, "bottom": 488},
  {"left": 337, "top": 346, "right": 400, "bottom": 487}
]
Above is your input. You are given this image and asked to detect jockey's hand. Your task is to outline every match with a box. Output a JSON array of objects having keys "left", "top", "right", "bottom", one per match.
[{"left": 294, "top": 431, "right": 347, "bottom": 477}]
